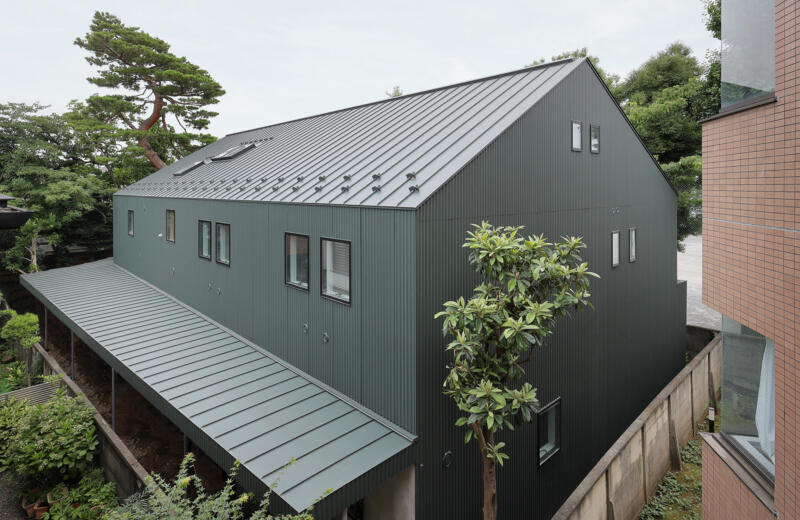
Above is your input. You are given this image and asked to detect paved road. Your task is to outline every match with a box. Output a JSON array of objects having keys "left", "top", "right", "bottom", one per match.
[{"left": 677, "top": 235, "right": 721, "bottom": 331}]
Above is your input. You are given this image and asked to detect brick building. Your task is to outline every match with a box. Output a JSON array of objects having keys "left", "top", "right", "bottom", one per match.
[{"left": 701, "top": 0, "right": 798, "bottom": 518}]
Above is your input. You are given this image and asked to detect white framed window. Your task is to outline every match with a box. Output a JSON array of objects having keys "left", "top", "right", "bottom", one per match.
[
  {"left": 611, "top": 231, "right": 620, "bottom": 267},
  {"left": 538, "top": 398, "right": 561, "bottom": 465},
  {"left": 127, "top": 210, "right": 134, "bottom": 237},
  {"left": 216, "top": 223, "right": 230, "bottom": 266},
  {"left": 166, "top": 210, "right": 175, "bottom": 243},
  {"left": 590, "top": 125, "right": 600, "bottom": 154},
  {"left": 571, "top": 121, "right": 583, "bottom": 152},
  {"left": 198, "top": 220, "right": 211, "bottom": 260},
  {"left": 321, "top": 238, "right": 351, "bottom": 304},
  {"left": 629, "top": 228, "right": 637, "bottom": 262},
  {"left": 285, "top": 233, "right": 310, "bottom": 290}
]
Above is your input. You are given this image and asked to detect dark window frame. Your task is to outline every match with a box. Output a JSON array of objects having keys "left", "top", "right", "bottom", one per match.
[
  {"left": 198, "top": 220, "right": 212, "bottom": 260},
  {"left": 215, "top": 222, "right": 231, "bottom": 266},
  {"left": 284, "top": 232, "right": 310, "bottom": 292},
  {"left": 127, "top": 210, "right": 134, "bottom": 237},
  {"left": 590, "top": 124, "right": 600, "bottom": 154},
  {"left": 537, "top": 397, "right": 562, "bottom": 466},
  {"left": 611, "top": 230, "right": 620, "bottom": 268},
  {"left": 320, "top": 237, "right": 352, "bottom": 305},
  {"left": 629, "top": 227, "right": 637, "bottom": 263},
  {"left": 165, "top": 209, "right": 176, "bottom": 243},
  {"left": 571, "top": 120, "right": 583, "bottom": 152}
]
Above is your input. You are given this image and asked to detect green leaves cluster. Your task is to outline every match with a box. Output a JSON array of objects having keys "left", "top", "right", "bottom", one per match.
[
  {"left": 0, "top": 392, "right": 99, "bottom": 488},
  {"left": 43, "top": 468, "right": 118, "bottom": 519},
  {"left": 437, "top": 222, "right": 597, "bottom": 463}
]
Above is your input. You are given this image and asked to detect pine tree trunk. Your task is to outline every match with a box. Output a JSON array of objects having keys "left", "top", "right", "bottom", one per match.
[{"left": 482, "top": 429, "right": 498, "bottom": 520}]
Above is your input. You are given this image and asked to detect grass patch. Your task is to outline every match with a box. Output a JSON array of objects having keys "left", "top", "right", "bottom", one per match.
[{"left": 639, "top": 412, "right": 718, "bottom": 520}]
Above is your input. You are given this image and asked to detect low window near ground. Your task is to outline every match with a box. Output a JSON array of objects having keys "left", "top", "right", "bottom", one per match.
[
  {"left": 611, "top": 231, "right": 620, "bottom": 267},
  {"left": 538, "top": 398, "right": 561, "bottom": 465},
  {"left": 629, "top": 228, "right": 637, "bottom": 262},
  {"left": 321, "top": 238, "right": 350, "bottom": 304},
  {"left": 198, "top": 220, "right": 211, "bottom": 260},
  {"left": 590, "top": 125, "right": 600, "bottom": 154},
  {"left": 216, "top": 223, "right": 230, "bottom": 266},
  {"left": 721, "top": 315, "right": 775, "bottom": 481},
  {"left": 571, "top": 121, "right": 583, "bottom": 152},
  {"left": 285, "top": 233, "right": 309, "bottom": 290},
  {"left": 127, "top": 210, "right": 134, "bottom": 237},
  {"left": 166, "top": 210, "right": 175, "bottom": 242}
]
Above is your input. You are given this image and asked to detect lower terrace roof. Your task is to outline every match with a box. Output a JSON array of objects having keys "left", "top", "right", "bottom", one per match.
[{"left": 21, "top": 259, "right": 415, "bottom": 513}]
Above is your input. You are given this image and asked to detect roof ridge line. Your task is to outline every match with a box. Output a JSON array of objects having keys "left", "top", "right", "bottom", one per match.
[
  {"left": 224, "top": 58, "right": 576, "bottom": 138},
  {"left": 108, "top": 261, "right": 418, "bottom": 443}
]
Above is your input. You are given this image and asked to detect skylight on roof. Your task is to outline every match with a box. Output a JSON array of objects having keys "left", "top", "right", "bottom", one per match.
[
  {"left": 211, "top": 143, "right": 256, "bottom": 161},
  {"left": 173, "top": 161, "right": 204, "bottom": 176}
]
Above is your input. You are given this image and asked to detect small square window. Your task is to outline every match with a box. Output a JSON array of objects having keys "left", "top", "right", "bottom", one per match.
[
  {"left": 538, "top": 398, "right": 561, "bottom": 465},
  {"left": 285, "top": 233, "right": 310, "bottom": 290},
  {"left": 590, "top": 125, "right": 600, "bottom": 154},
  {"left": 612, "top": 231, "right": 620, "bottom": 267},
  {"left": 321, "top": 238, "right": 351, "bottom": 304},
  {"left": 571, "top": 121, "right": 583, "bottom": 152},
  {"left": 127, "top": 210, "right": 134, "bottom": 237},
  {"left": 629, "top": 228, "right": 637, "bottom": 262},
  {"left": 166, "top": 210, "right": 175, "bottom": 243},
  {"left": 198, "top": 220, "right": 211, "bottom": 260},
  {"left": 216, "top": 223, "right": 230, "bottom": 266}
]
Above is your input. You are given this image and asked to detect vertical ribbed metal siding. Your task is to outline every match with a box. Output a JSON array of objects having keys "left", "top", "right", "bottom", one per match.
[
  {"left": 414, "top": 60, "right": 684, "bottom": 520},
  {"left": 112, "top": 197, "right": 416, "bottom": 434}
]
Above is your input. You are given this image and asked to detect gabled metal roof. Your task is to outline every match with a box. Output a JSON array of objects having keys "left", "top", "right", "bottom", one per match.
[
  {"left": 117, "top": 59, "right": 582, "bottom": 208},
  {"left": 21, "top": 259, "right": 415, "bottom": 512}
]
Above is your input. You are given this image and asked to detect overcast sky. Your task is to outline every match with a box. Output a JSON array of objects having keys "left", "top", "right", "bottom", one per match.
[{"left": 2, "top": 0, "right": 718, "bottom": 137}]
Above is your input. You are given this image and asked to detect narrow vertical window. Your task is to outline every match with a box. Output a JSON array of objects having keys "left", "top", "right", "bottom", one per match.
[
  {"left": 127, "top": 210, "right": 134, "bottom": 237},
  {"left": 538, "top": 398, "right": 561, "bottom": 465},
  {"left": 166, "top": 210, "right": 175, "bottom": 243},
  {"left": 198, "top": 220, "right": 211, "bottom": 260},
  {"left": 321, "top": 238, "right": 351, "bottom": 304},
  {"left": 629, "top": 228, "right": 637, "bottom": 262},
  {"left": 285, "top": 233, "right": 310, "bottom": 290},
  {"left": 611, "top": 231, "right": 620, "bottom": 267},
  {"left": 590, "top": 125, "right": 600, "bottom": 154},
  {"left": 216, "top": 223, "right": 230, "bottom": 266},
  {"left": 571, "top": 121, "right": 583, "bottom": 152}
]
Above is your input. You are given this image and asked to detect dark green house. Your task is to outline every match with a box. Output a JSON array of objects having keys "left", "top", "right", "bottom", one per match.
[{"left": 22, "top": 57, "right": 686, "bottom": 519}]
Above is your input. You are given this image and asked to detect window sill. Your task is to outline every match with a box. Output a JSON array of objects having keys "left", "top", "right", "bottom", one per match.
[
  {"left": 700, "top": 92, "right": 777, "bottom": 123},
  {"left": 700, "top": 432, "right": 776, "bottom": 515}
]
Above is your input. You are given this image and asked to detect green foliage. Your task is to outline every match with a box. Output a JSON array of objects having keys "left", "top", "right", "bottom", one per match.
[
  {"left": 74, "top": 11, "right": 223, "bottom": 169},
  {"left": 1, "top": 392, "right": 98, "bottom": 488},
  {"left": 44, "top": 468, "right": 118, "bottom": 520},
  {"left": 0, "top": 361, "right": 27, "bottom": 393},
  {"left": 0, "top": 397, "right": 29, "bottom": 460},
  {"left": 703, "top": 0, "right": 721, "bottom": 40},
  {"left": 105, "top": 453, "right": 316, "bottom": 520},
  {"left": 437, "top": 223, "right": 597, "bottom": 465},
  {"left": 616, "top": 42, "right": 701, "bottom": 106},
  {"left": 1, "top": 311, "right": 40, "bottom": 349},
  {"left": 662, "top": 156, "right": 702, "bottom": 249},
  {"left": 528, "top": 47, "right": 620, "bottom": 91}
]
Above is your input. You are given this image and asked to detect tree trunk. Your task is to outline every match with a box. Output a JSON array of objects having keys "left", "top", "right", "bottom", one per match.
[
  {"left": 478, "top": 427, "right": 498, "bottom": 520},
  {"left": 137, "top": 95, "right": 167, "bottom": 170}
]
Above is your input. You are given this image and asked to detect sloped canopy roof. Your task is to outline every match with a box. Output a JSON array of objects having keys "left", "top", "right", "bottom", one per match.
[
  {"left": 21, "top": 259, "right": 414, "bottom": 512},
  {"left": 117, "top": 59, "right": 581, "bottom": 208}
]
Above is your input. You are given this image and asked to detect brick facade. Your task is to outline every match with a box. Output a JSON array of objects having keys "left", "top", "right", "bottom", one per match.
[
  {"left": 702, "top": 0, "right": 799, "bottom": 518},
  {"left": 702, "top": 441, "right": 776, "bottom": 520}
]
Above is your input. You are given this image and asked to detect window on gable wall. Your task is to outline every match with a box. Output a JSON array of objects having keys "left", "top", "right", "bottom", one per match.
[
  {"left": 571, "top": 121, "right": 583, "bottom": 152},
  {"left": 285, "top": 233, "right": 309, "bottom": 290},
  {"left": 590, "top": 125, "right": 600, "bottom": 153},
  {"left": 198, "top": 220, "right": 211, "bottom": 260},
  {"left": 629, "top": 228, "right": 637, "bottom": 262},
  {"left": 321, "top": 238, "right": 351, "bottom": 304},
  {"left": 611, "top": 231, "right": 620, "bottom": 267},
  {"left": 166, "top": 210, "right": 175, "bottom": 242},
  {"left": 216, "top": 223, "right": 230, "bottom": 265},
  {"left": 538, "top": 398, "right": 561, "bottom": 465},
  {"left": 127, "top": 210, "right": 134, "bottom": 237}
]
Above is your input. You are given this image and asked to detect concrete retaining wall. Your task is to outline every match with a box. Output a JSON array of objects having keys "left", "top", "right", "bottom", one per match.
[
  {"left": 552, "top": 334, "right": 721, "bottom": 520},
  {"left": 34, "top": 342, "right": 148, "bottom": 498}
]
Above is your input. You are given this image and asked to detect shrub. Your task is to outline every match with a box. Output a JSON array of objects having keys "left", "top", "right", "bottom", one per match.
[
  {"left": 0, "top": 361, "right": 27, "bottom": 392},
  {"left": 44, "top": 468, "right": 117, "bottom": 520},
  {"left": 0, "top": 397, "right": 29, "bottom": 461},
  {"left": 2, "top": 391, "right": 98, "bottom": 488}
]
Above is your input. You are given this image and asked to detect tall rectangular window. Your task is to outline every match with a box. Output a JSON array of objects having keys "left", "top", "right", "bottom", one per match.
[
  {"left": 127, "top": 210, "right": 134, "bottom": 237},
  {"left": 571, "top": 121, "right": 583, "bottom": 152},
  {"left": 590, "top": 125, "right": 600, "bottom": 154},
  {"left": 285, "top": 233, "right": 309, "bottom": 290},
  {"left": 629, "top": 228, "right": 637, "bottom": 262},
  {"left": 611, "top": 231, "right": 620, "bottom": 267},
  {"left": 721, "top": 0, "right": 775, "bottom": 108},
  {"left": 216, "top": 223, "right": 230, "bottom": 266},
  {"left": 198, "top": 220, "right": 211, "bottom": 260},
  {"left": 166, "top": 210, "right": 175, "bottom": 243},
  {"left": 721, "top": 316, "right": 775, "bottom": 481},
  {"left": 321, "top": 238, "right": 350, "bottom": 304},
  {"left": 538, "top": 398, "right": 561, "bottom": 465}
]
